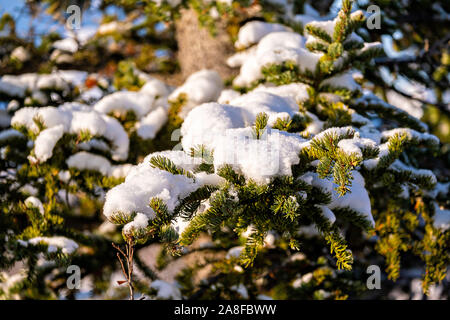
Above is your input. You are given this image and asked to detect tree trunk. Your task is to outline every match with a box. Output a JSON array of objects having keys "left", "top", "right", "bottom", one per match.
[{"left": 175, "top": 8, "right": 237, "bottom": 82}]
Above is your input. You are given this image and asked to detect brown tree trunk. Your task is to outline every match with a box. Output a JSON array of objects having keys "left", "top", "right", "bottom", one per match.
[{"left": 175, "top": 8, "right": 237, "bottom": 82}]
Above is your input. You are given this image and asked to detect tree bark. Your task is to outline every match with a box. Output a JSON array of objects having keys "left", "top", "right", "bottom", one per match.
[{"left": 175, "top": 8, "right": 237, "bottom": 82}]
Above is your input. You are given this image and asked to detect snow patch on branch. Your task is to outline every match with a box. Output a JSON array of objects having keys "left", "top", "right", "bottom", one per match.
[
  {"left": 300, "top": 171, "right": 374, "bottom": 227},
  {"left": 23, "top": 236, "right": 78, "bottom": 254},
  {"left": 24, "top": 196, "right": 45, "bottom": 215},
  {"left": 103, "top": 151, "right": 222, "bottom": 223},
  {"left": 169, "top": 70, "right": 223, "bottom": 118},
  {"left": 12, "top": 106, "right": 130, "bottom": 162},
  {"left": 234, "top": 21, "right": 290, "bottom": 49}
]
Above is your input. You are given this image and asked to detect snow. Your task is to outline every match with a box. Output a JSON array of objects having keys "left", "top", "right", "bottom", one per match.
[
  {"left": 78, "top": 139, "right": 109, "bottom": 154},
  {"left": 234, "top": 21, "right": 290, "bottom": 49},
  {"left": 264, "top": 45, "right": 321, "bottom": 73},
  {"left": 256, "top": 31, "right": 304, "bottom": 54},
  {"left": 351, "top": 112, "right": 372, "bottom": 126},
  {"left": 355, "top": 92, "right": 428, "bottom": 132},
  {"left": 101, "top": 115, "right": 129, "bottom": 161},
  {"left": 0, "top": 129, "right": 24, "bottom": 142},
  {"left": 58, "top": 170, "right": 71, "bottom": 183},
  {"left": 363, "top": 142, "right": 389, "bottom": 170},
  {"left": 257, "top": 294, "right": 273, "bottom": 300},
  {"left": 12, "top": 107, "right": 67, "bottom": 132},
  {"left": 212, "top": 127, "right": 307, "bottom": 184},
  {"left": 318, "top": 205, "right": 336, "bottom": 224},
  {"left": 337, "top": 137, "right": 377, "bottom": 158},
  {"left": 34, "top": 125, "right": 64, "bottom": 162},
  {"left": 142, "top": 150, "right": 203, "bottom": 173},
  {"left": 57, "top": 70, "right": 88, "bottom": 87},
  {"left": 94, "top": 91, "right": 155, "bottom": 119},
  {"left": 36, "top": 74, "right": 69, "bottom": 91},
  {"left": 103, "top": 151, "right": 221, "bottom": 222},
  {"left": 195, "top": 172, "right": 225, "bottom": 186},
  {"left": 29, "top": 89, "right": 48, "bottom": 105},
  {"left": 0, "top": 77, "right": 28, "bottom": 97},
  {"left": 66, "top": 152, "right": 112, "bottom": 176},
  {"left": 139, "top": 78, "right": 171, "bottom": 98},
  {"left": 299, "top": 171, "right": 375, "bottom": 228},
  {"left": 150, "top": 280, "right": 182, "bottom": 300},
  {"left": 309, "top": 126, "right": 354, "bottom": 143},
  {"left": 229, "top": 91, "right": 299, "bottom": 125},
  {"left": 425, "top": 182, "right": 450, "bottom": 199},
  {"left": 180, "top": 94, "right": 316, "bottom": 183},
  {"left": 110, "top": 164, "right": 134, "bottom": 179},
  {"left": 81, "top": 87, "right": 104, "bottom": 102},
  {"left": 433, "top": 203, "right": 450, "bottom": 231},
  {"left": 11, "top": 46, "right": 30, "bottom": 62},
  {"left": 230, "top": 283, "right": 249, "bottom": 299},
  {"left": 87, "top": 78, "right": 168, "bottom": 130},
  {"left": 53, "top": 38, "right": 79, "bottom": 53},
  {"left": 181, "top": 91, "right": 305, "bottom": 152},
  {"left": 168, "top": 70, "right": 223, "bottom": 118},
  {"left": 171, "top": 198, "right": 213, "bottom": 236},
  {"left": 182, "top": 97, "right": 373, "bottom": 184},
  {"left": 381, "top": 35, "right": 416, "bottom": 60},
  {"left": 26, "top": 236, "right": 78, "bottom": 254},
  {"left": 123, "top": 212, "right": 149, "bottom": 236},
  {"left": 253, "top": 83, "right": 310, "bottom": 104},
  {"left": 389, "top": 160, "right": 437, "bottom": 186},
  {"left": 226, "top": 246, "right": 244, "bottom": 259},
  {"left": 386, "top": 90, "right": 424, "bottom": 119},
  {"left": 305, "top": 14, "right": 364, "bottom": 46},
  {"left": 12, "top": 106, "right": 130, "bottom": 162},
  {"left": 97, "top": 21, "right": 133, "bottom": 35},
  {"left": 230, "top": 31, "right": 323, "bottom": 87},
  {"left": 322, "top": 72, "right": 361, "bottom": 92},
  {"left": 98, "top": 221, "right": 117, "bottom": 234},
  {"left": 303, "top": 112, "right": 324, "bottom": 135},
  {"left": 381, "top": 128, "right": 439, "bottom": 146},
  {"left": 226, "top": 46, "right": 257, "bottom": 68},
  {"left": 181, "top": 102, "right": 247, "bottom": 152},
  {"left": 293, "top": 272, "right": 313, "bottom": 288},
  {"left": 0, "top": 271, "right": 27, "bottom": 294},
  {"left": 171, "top": 215, "right": 191, "bottom": 236},
  {"left": 136, "top": 106, "right": 168, "bottom": 139},
  {"left": 7, "top": 100, "right": 20, "bottom": 112},
  {"left": 218, "top": 89, "right": 242, "bottom": 104},
  {"left": 225, "top": 13, "right": 380, "bottom": 91},
  {"left": 50, "top": 50, "right": 74, "bottom": 65},
  {"left": 399, "top": 184, "right": 410, "bottom": 199},
  {"left": 24, "top": 196, "right": 45, "bottom": 215},
  {"left": 264, "top": 232, "right": 277, "bottom": 247}
]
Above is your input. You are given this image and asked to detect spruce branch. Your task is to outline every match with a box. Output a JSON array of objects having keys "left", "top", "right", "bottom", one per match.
[
  {"left": 253, "top": 112, "right": 269, "bottom": 139},
  {"left": 305, "top": 24, "right": 332, "bottom": 44},
  {"left": 112, "top": 241, "right": 136, "bottom": 300},
  {"left": 324, "top": 231, "right": 353, "bottom": 271},
  {"left": 149, "top": 155, "right": 195, "bottom": 179},
  {"left": 333, "top": 0, "right": 353, "bottom": 43}
]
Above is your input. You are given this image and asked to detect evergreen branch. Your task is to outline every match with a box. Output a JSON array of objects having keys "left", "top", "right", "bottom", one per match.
[
  {"left": 217, "top": 165, "right": 245, "bottom": 186},
  {"left": 305, "top": 24, "right": 332, "bottom": 44},
  {"left": 325, "top": 230, "right": 353, "bottom": 271},
  {"left": 240, "top": 229, "right": 265, "bottom": 268},
  {"left": 179, "top": 190, "right": 233, "bottom": 246},
  {"left": 253, "top": 112, "right": 269, "bottom": 139},
  {"left": 333, "top": 207, "right": 374, "bottom": 231}
]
